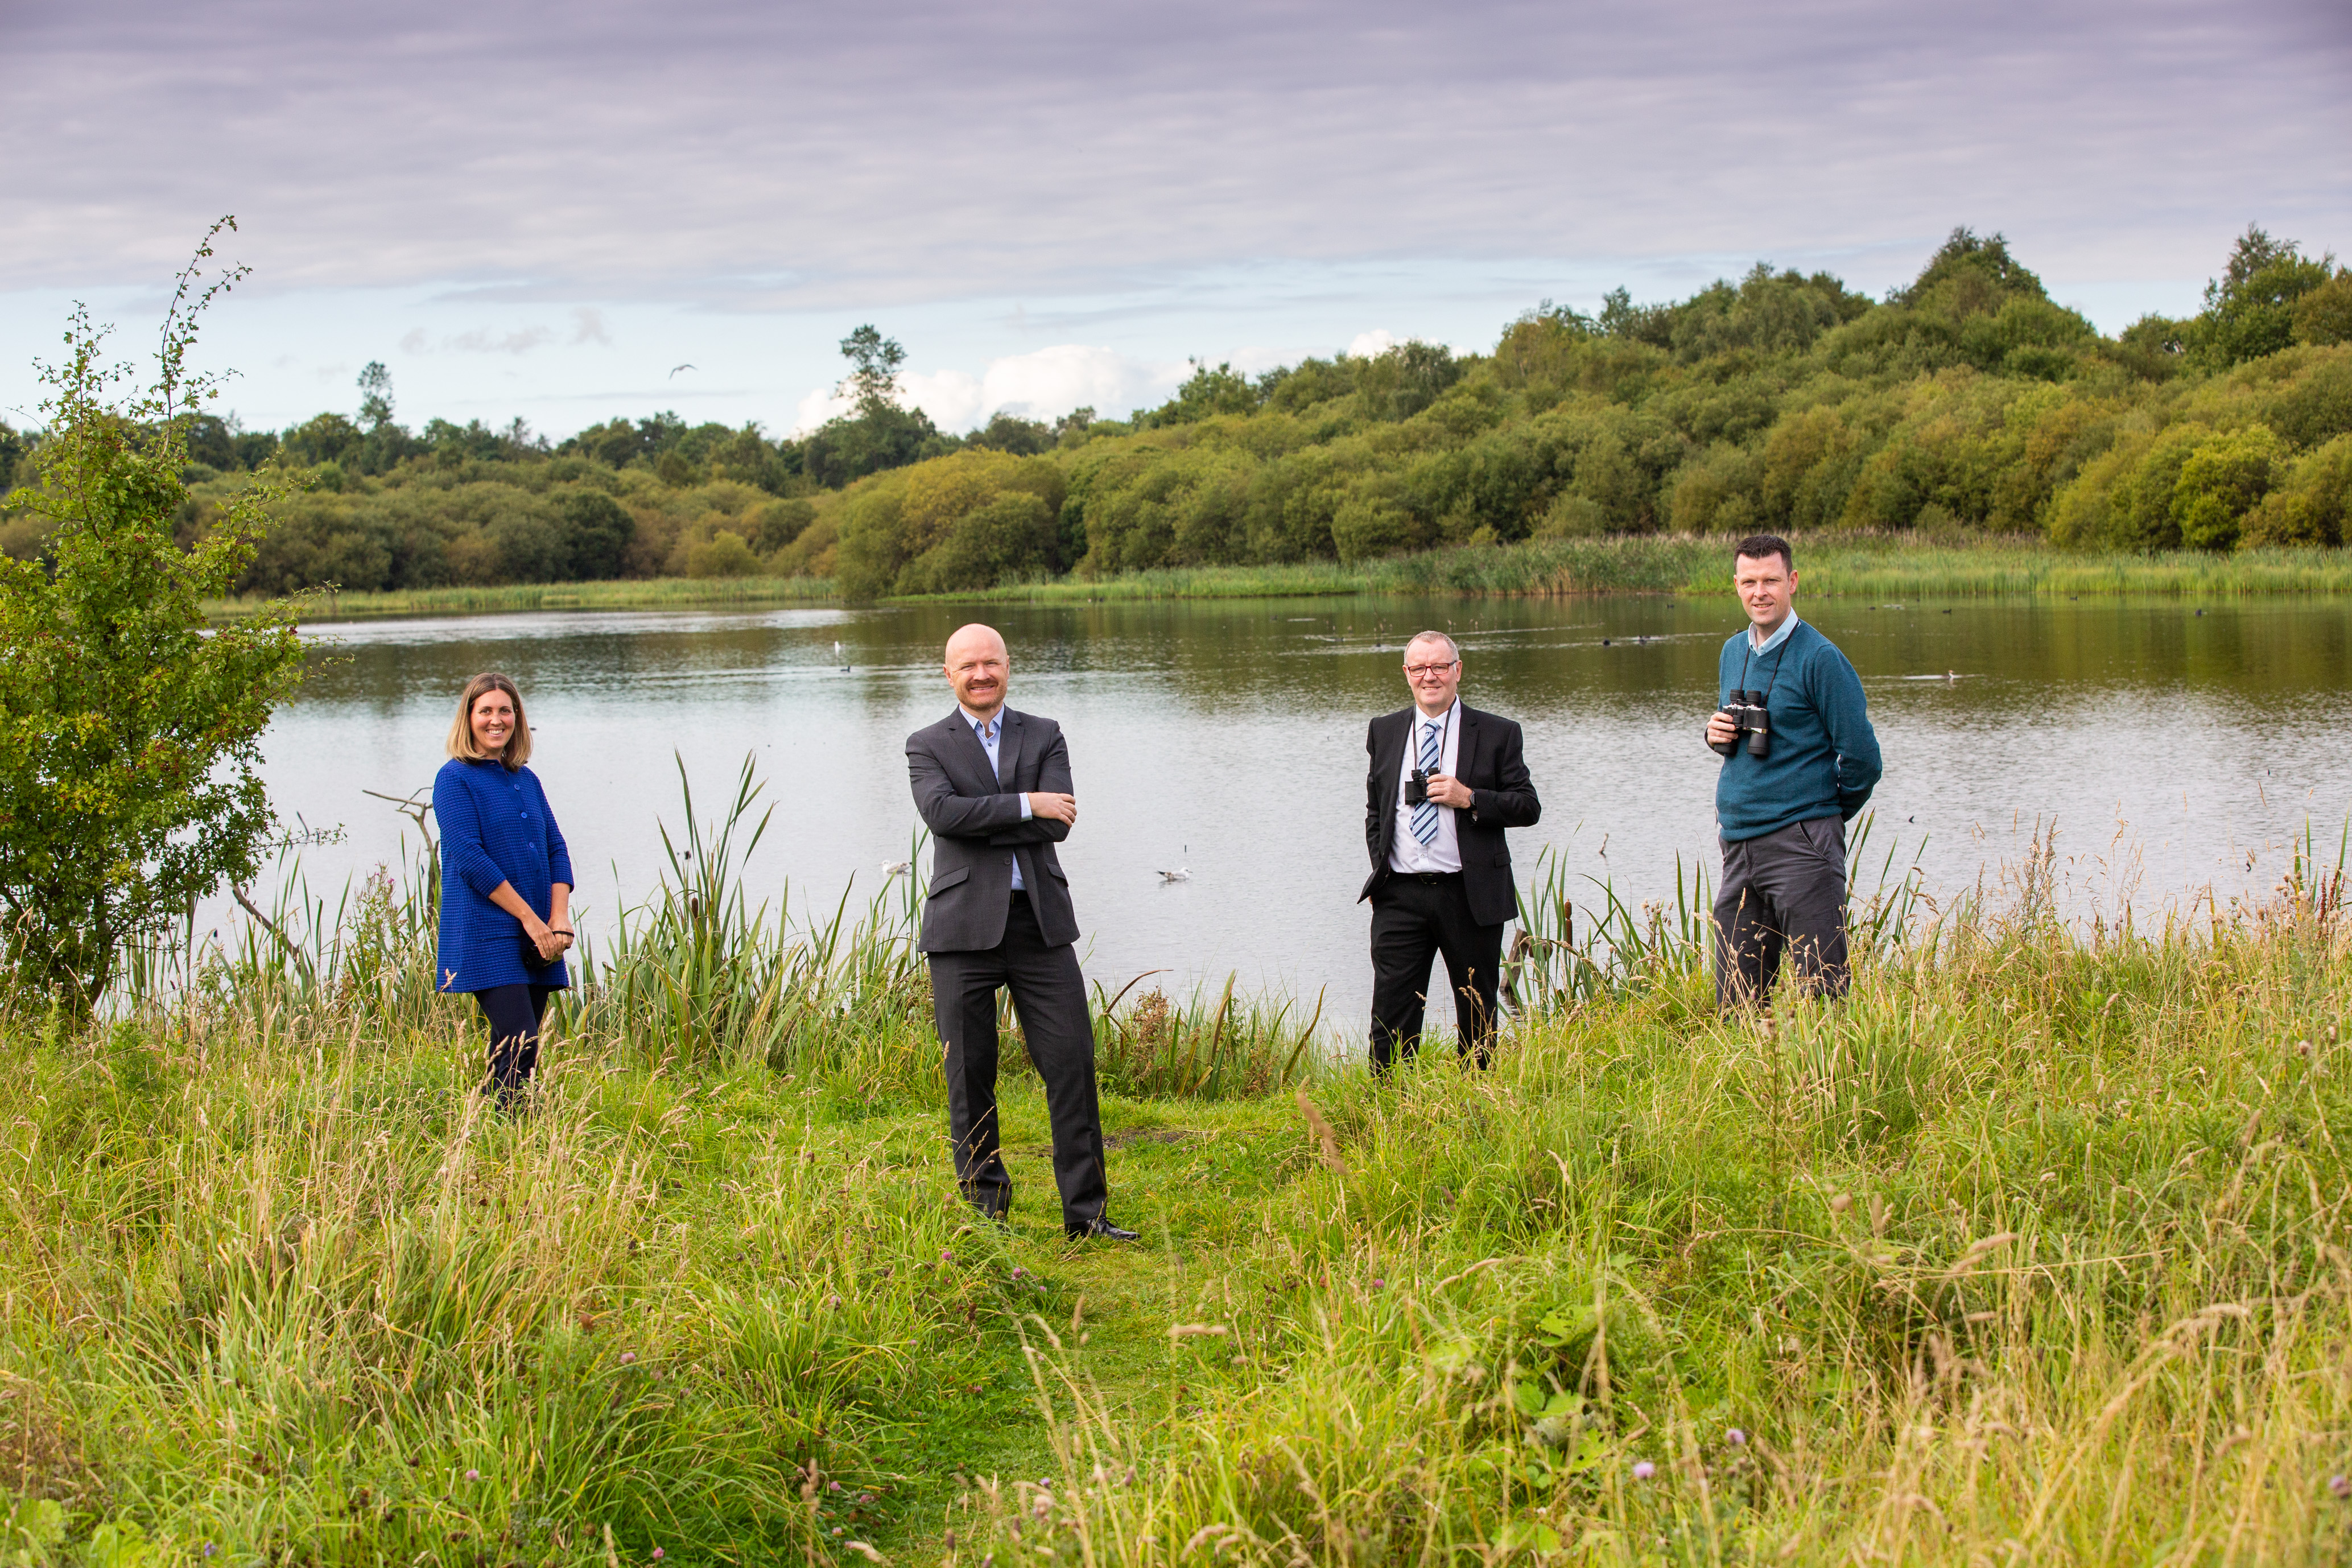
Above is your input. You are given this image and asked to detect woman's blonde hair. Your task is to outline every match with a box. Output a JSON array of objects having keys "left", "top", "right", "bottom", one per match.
[{"left": 447, "top": 671, "right": 533, "bottom": 768}]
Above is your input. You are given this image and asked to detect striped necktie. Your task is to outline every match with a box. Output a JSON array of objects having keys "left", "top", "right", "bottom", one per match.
[{"left": 1412, "top": 721, "right": 1441, "bottom": 844}]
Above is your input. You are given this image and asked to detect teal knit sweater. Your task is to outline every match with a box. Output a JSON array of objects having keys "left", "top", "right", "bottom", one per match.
[{"left": 1714, "top": 620, "right": 1881, "bottom": 841}]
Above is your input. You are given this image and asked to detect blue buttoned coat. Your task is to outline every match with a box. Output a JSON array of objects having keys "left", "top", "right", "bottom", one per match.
[{"left": 433, "top": 757, "right": 575, "bottom": 993}]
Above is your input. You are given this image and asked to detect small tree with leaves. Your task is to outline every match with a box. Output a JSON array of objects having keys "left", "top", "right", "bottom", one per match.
[
  {"left": 0, "top": 219, "right": 308, "bottom": 1014},
  {"left": 837, "top": 325, "right": 908, "bottom": 413}
]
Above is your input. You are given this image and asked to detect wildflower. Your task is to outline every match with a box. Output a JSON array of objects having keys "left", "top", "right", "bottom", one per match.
[
  {"left": 653, "top": 1552, "right": 665, "bottom": 1561},
  {"left": 1727, "top": 1429, "right": 1746, "bottom": 1446},
  {"left": 204, "top": 1549, "right": 216, "bottom": 1560},
  {"left": 2334, "top": 1474, "right": 2351, "bottom": 1499},
  {"left": 1631, "top": 1461, "right": 1655, "bottom": 1481},
  {"left": 466, "top": 1468, "right": 480, "bottom": 1481},
  {"left": 828, "top": 1294, "right": 843, "bottom": 1307},
  {"left": 621, "top": 1351, "right": 636, "bottom": 1363},
  {"left": 1371, "top": 1278, "right": 1385, "bottom": 1289},
  {"left": 830, "top": 1481, "right": 843, "bottom": 1492},
  {"left": 832, "top": 1528, "right": 845, "bottom": 1538}
]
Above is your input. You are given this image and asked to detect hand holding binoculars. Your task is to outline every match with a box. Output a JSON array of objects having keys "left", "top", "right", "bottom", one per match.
[{"left": 1711, "top": 689, "right": 1772, "bottom": 758}]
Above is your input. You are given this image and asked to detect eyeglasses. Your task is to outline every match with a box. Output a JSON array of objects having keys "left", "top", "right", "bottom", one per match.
[{"left": 1403, "top": 661, "right": 1458, "bottom": 678}]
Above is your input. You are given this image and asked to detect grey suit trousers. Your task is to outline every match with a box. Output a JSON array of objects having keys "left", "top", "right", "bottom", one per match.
[{"left": 1713, "top": 815, "right": 1851, "bottom": 1006}]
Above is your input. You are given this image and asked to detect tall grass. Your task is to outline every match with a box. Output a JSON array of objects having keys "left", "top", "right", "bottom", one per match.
[
  {"left": 8, "top": 775, "right": 2352, "bottom": 1564},
  {"left": 205, "top": 575, "right": 839, "bottom": 623},
  {"left": 206, "top": 539, "right": 2352, "bottom": 627},
  {"left": 952, "top": 853, "right": 2352, "bottom": 1567},
  {"left": 948, "top": 536, "right": 2352, "bottom": 604}
]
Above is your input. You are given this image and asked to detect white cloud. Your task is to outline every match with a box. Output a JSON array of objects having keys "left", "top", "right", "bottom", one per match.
[
  {"left": 445, "top": 325, "right": 555, "bottom": 355},
  {"left": 789, "top": 344, "right": 1188, "bottom": 436},
  {"left": 570, "top": 307, "right": 612, "bottom": 346},
  {"left": 1347, "top": 328, "right": 1396, "bottom": 357}
]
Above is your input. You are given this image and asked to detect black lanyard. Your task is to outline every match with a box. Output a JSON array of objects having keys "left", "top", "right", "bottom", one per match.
[{"left": 1738, "top": 629, "right": 1792, "bottom": 708}]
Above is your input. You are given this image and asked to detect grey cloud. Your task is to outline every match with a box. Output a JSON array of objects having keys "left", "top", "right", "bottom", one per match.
[
  {"left": 445, "top": 325, "right": 555, "bottom": 354},
  {"left": 7, "top": 1, "right": 2348, "bottom": 307}
]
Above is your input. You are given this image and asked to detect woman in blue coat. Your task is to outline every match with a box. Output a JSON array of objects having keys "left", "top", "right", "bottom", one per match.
[{"left": 435, "top": 671, "right": 575, "bottom": 1108}]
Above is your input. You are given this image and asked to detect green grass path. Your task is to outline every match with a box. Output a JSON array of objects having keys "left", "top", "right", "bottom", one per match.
[{"left": 859, "top": 1089, "right": 1303, "bottom": 1563}]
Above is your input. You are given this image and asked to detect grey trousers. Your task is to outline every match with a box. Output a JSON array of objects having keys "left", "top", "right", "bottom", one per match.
[{"left": 1714, "top": 815, "right": 1850, "bottom": 1007}]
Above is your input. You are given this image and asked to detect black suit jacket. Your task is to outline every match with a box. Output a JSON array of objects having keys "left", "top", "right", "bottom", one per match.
[
  {"left": 1361, "top": 703, "right": 1541, "bottom": 926},
  {"left": 906, "top": 707, "right": 1080, "bottom": 954}
]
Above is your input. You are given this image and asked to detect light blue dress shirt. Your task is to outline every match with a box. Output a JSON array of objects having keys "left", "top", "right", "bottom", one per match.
[
  {"left": 963, "top": 707, "right": 1032, "bottom": 892},
  {"left": 1749, "top": 610, "right": 1802, "bottom": 655}
]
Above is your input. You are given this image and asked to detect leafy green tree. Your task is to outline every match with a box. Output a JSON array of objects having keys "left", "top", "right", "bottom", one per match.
[
  {"left": 0, "top": 224, "right": 307, "bottom": 1013},
  {"left": 2188, "top": 226, "right": 2336, "bottom": 369},
  {"left": 1136, "top": 360, "right": 1260, "bottom": 427},
  {"left": 280, "top": 411, "right": 363, "bottom": 468},
  {"left": 2243, "top": 434, "right": 2352, "bottom": 546},
  {"left": 2171, "top": 426, "right": 2286, "bottom": 550},
  {"left": 967, "top": 412, "right": 1057, "bottom": 455},
  {"left": 1893, "top": 228, "right": 2048, "bottom": 316},
  {"left": 839, "top": 325, "right": 909, "bottom": 413},
  {"left": 560, "top": 490, "right": 636, "bottom": 579},
  {"left": 2292, "top": 272, "right": 2352, "bottom": 347},
  {"left": 357, "top": 360, "right": 395, "bottom": 429},
  {"left": 802, "top": 403, "right": 952, "bottom": 488}
]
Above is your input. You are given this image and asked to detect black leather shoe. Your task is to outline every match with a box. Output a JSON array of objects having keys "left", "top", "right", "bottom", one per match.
[{"left": 1066, "top": 1217, "right": 1140, "bottom": 1242}]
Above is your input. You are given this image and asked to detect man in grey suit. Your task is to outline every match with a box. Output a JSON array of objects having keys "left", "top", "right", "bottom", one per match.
[{"left": 905, "top": 623, "right": 1136, "bottom": 1241}]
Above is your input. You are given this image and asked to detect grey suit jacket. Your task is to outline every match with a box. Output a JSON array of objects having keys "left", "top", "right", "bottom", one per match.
[{"left": 906, "top": 707, "right": 1079, "bottom": 953}]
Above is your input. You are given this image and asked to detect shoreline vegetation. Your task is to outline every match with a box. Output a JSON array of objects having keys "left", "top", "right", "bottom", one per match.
[
  {"left": 23, "top": 225, "right": 2347, "bottom": 617},
  {"left": 5, "top": 764, "right": 2350, "bottom": 1563},
  {"left": 207, "top": 534, "right": 2352, "bottom": 621}
]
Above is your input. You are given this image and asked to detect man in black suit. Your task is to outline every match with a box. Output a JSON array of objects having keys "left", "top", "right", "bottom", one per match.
[
  {"left": 1360, "top": 630, "right": 1542, "bottom": 1070},
  {"left": 905, "top": 623, "right": 1136, "bottom": 1241}
]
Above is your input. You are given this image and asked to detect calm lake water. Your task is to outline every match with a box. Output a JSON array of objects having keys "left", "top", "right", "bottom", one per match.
[{"left": 253, "top": 595, "right": 2352, "bottom": 1038}]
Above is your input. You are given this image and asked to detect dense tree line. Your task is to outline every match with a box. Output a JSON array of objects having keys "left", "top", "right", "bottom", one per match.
[{"left": 3, "top": 226, "right": 2346, "bottom": 596}]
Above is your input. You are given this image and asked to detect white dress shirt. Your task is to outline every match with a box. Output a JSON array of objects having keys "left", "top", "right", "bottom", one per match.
[
  {"left": 962, "top": 706, "right": 1031, "bottom": 891},
  {"left": 1389, "top": 698, "right": 1463, "bottom": 874}
]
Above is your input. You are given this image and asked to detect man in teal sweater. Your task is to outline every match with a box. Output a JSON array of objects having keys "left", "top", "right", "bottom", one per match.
[{"left": 1703, "top": 534, "right": 1881, "bottom": 1006}]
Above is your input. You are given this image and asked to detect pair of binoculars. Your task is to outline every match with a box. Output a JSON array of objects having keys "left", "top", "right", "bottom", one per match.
[
  {"left": 1712, "top": 689, "right": 1772, "bottom": 758},
  {"left": 1405, "top": 769, "right": 1432, "bottom": 806}
]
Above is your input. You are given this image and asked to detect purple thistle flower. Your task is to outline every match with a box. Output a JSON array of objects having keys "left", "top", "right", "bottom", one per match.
[
  {"left": 1727, "top": 1428, "right": 1746, "bottom": 1446},
  {"left": 1631, "top": 1460, "right": 1655, "bottom": 1481},
  {"left": 620, "top": 1351, "right": 636, "bottom": 1363},
  {"left": 465, "top": 1468, "right": 480, "bottom": 1481}
]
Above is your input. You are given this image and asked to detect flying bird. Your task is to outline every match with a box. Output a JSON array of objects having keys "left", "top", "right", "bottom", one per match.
[{"left": 669, "top": 362, "right": 697, "bottom": 378}]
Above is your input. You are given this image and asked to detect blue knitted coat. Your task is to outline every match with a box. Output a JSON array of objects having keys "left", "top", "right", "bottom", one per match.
[{"left": 434, "top": 757, "right": 575, "bottom": 993}]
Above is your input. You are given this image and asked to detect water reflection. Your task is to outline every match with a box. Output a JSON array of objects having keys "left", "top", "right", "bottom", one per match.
[{"left": 257, "top": 595, "right": 2352, "bottom": 1039}]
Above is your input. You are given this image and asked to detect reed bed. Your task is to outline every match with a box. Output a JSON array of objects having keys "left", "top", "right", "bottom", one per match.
[
  {"left": 206, "top": 539, "right": 2352, "bottom": 626},
  {"left": 205, "top": 576, "right": 839, "bottom": 623},
  {"left": 5, "top": 781, "right": 2351, "bottom": 1565},
  {"left": 923, "top": 536, "right": 2352, "bottom": 604}
]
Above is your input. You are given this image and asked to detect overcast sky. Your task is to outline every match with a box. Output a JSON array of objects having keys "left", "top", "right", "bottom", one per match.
[{"left": 3, "top": 0, "right": 2347, "bottom": 440}]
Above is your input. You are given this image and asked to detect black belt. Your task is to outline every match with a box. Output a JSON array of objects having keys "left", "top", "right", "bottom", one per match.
[{"left": 1399, "top": 870, "right": 1462, "bottom": 883}]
